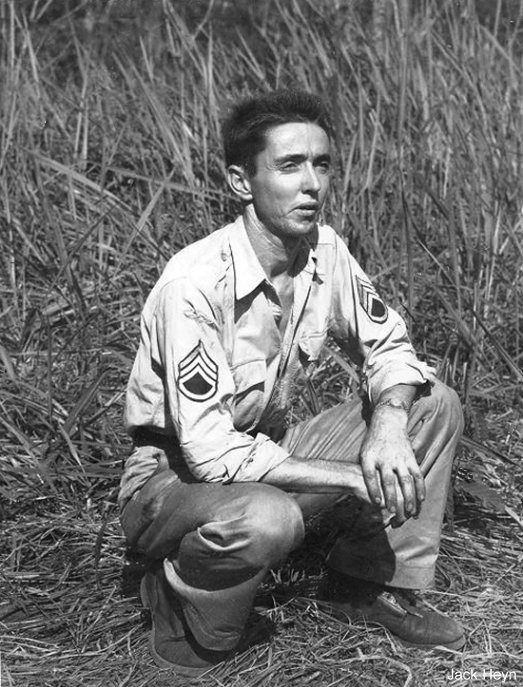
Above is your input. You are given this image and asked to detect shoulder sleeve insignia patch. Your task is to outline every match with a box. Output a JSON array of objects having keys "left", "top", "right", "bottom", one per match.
[
  {"left": 178, "top": 340, "right": 219, "bottom": 402},
  {"left": 356, "top": 276, "right": 388, "bottom": 324}
]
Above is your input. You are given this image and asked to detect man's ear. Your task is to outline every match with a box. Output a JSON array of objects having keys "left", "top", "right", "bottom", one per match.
[{"left": 227, "top": 165, "right": 253, "bottom": 202}]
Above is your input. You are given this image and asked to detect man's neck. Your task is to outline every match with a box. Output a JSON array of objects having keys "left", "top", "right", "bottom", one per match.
[{"left": 243, "top": 204, "right": 302, "bottom": 281}]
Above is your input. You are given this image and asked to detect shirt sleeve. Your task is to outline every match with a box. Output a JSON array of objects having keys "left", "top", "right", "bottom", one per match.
[
  {"left": 150, "top": 278, "right": 290, "bottom": 483},
  {"left": 329, "top": 237, "right": 436, "bottom": 403}
]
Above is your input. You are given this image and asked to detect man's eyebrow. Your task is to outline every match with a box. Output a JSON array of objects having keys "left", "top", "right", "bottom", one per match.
[
  {"left": 274, "top": 153, "right": 332, "bottom": 165},
  {"left": 274, "top": 153, "right": 306, "bottom": 165}
]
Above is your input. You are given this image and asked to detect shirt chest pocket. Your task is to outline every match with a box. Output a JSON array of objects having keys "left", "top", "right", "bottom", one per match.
[
  {"left": 231, "top": 359, "right": 266, "bottom": 432},
  {"left": 299, "top": 330, "right": 327, "bottom": 363}
]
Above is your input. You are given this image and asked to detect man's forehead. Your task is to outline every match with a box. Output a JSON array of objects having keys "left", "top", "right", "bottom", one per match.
[{"left": 262, "top": 121, "right": 330, "bottom": 156}]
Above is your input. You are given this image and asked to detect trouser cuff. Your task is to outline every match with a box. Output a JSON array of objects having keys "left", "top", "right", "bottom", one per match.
[
  {"left": 327, "top": 553, "right": 436, "bottom": 590},
  {"left": 163, "top": 559, "right": 260, "bottom": 651}
]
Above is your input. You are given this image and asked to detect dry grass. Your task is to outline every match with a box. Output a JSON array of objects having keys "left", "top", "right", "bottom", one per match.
[
  {"left": 1, "top": 0, "right": 522, "bottom": 685},
  {"left": 2, "top": 494, "right": 522, "bottom": 686}
]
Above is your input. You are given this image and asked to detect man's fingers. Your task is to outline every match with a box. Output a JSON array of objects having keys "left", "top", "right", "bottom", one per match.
[
  {"left": 398, "top": 468, "right": 428, "bottom": 518},
  {"left": 407, "top": 463, "right": 426, "bottom": 514},
  {"left": 391, "top": 490, "right": 407, "bottom": 525},
  {"left": 380, "top": 471, "right": 399, "bottom": 515},
  {"left": 396, "top": 471, "right": 412, "bottom": 513},
  {"left": 362, "top": 466, "right": 384, "bottom": 506},
  {"left": 412, "top": 470, "right": 426, "bottom": 502},
  {"left": 362, "top": 449, "right": 424, "bottom": 518}
]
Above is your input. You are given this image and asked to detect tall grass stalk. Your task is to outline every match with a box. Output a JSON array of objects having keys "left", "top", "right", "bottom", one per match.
[{"left": 0, "top": 0, "right": 521, "bottom": 482}]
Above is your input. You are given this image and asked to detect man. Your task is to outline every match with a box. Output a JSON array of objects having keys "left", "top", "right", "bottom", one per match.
[{"left": 119, "top": 90, "right": 465, "bottom": 676}]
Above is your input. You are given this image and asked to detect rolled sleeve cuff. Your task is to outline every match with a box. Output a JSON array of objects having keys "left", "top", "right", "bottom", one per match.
[
  {"left": 183, "top": 431, "right": 291, "bottom": 484},
  {"left": 367, "top": 360, "right": 436, "bottom": 404},
  {"left": 231, "top": 433, "right": 291, "bottom": 482}
]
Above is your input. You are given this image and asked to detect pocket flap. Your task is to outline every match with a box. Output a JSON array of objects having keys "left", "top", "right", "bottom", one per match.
[
  {"left": 299, "top": 332, "right": 327, "bottom": 361},
  {"left": 232, "top": 359, "right": 266, "bottom": 395}
]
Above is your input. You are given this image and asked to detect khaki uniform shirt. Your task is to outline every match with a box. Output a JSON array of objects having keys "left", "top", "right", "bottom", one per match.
[{"left": 119, "top": 216, "right": 435, "bottom": 507}]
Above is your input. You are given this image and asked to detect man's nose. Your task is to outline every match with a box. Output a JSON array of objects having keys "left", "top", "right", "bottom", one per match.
[{"left": 302, "top": 163, "right": 321, "bottom": 193}]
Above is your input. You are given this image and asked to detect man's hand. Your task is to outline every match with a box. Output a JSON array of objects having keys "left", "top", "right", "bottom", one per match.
[{"left": 360, "top": 402, "right": 425, "bottom": 525}]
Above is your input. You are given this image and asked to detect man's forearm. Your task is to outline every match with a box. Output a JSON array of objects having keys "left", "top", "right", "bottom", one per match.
[
  {"left": 262, "top": 385, "right": 422, "bottom": 506},
  {"left": 261, "top": 455, "right": 371, "bottom": 503}
]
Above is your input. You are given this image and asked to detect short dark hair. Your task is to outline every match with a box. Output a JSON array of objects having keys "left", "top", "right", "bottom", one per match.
[{"left": 222, "top": 89, "right": 333, "bottom": 174}]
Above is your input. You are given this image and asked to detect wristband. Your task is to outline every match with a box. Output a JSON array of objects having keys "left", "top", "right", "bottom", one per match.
[{"left": 374, "top": 398, "right": 411, "bottom": 413}]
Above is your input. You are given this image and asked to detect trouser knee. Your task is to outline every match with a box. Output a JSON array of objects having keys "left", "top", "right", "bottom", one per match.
[
  {"left": 177, "top": 483, "right": 305, "bottom": 589},
  {"left": 426, "top": 380, "right": 464, "bottom": 439},
  {"left": 409, "top": 380, "right": 463, "bottom": 473},
  {"left": 238, "top": 485, "right": 305, "bottom": 568}
]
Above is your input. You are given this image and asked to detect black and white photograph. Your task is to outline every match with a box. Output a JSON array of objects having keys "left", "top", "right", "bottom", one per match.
[{"left": 1, "top": 1, "right": 522, "bottom": 685}]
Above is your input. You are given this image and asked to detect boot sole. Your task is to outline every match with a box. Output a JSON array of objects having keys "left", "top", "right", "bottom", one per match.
[
  {"left": 395, "top": 633, "right": 466, "bottom": 651},
  {"left": 140, "top": 574, "right": 223, "bottom": 677}
]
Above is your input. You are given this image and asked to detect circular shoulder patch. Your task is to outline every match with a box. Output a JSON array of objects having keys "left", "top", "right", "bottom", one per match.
[{"left": 178, "top": 340, "right": 219, "bottom": 402}]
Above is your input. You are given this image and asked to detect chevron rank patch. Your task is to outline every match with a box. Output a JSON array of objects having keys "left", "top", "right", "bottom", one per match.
[
  {"left": 178, "top": 340, "right": 218, "bottom": 402},
  {"left": 357, "top": 276, "right": 388, "bottom": 324}
]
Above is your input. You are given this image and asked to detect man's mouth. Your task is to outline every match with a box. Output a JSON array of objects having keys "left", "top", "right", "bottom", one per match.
[{"left": 295, "top": 204, "right": 319, "bottom": 215}]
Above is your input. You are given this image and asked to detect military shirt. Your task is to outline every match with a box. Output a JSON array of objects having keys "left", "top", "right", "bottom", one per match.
[{"left": 119, "top": 216, "right": 435, "bottom": 507}]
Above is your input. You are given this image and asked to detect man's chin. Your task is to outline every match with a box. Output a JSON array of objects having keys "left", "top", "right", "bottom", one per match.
[
  {"left": 281, "top": 222, "right": 319, "bottom": 249},
  {"left": 288, "top": 219, "right": 318, "bottom": 236}
]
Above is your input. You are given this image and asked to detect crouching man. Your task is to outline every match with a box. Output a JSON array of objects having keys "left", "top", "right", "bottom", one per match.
[{"left": 119, "top": 89, "right": 465, "bottom": 676}]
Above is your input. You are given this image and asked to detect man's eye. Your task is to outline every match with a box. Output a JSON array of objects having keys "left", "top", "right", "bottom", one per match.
[
  {"left": 281, "top": 162, "right": 298, "bottom": 172},
  {"left": 316, "top": 162, "right": 331, "bottom": 174}
]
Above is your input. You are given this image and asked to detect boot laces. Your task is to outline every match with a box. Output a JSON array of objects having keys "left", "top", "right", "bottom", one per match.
[{"left": 382, "top": 589, "right": 424, "bottom": 618}]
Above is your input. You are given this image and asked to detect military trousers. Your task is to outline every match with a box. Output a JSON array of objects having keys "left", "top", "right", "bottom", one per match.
[{"left": 120, "top": 380, "right": 463, "bottom": 651}]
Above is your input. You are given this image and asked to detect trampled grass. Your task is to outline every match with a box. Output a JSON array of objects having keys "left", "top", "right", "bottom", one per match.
[{"left": 1, "top": 1, "right": 522, "bottom": 685}]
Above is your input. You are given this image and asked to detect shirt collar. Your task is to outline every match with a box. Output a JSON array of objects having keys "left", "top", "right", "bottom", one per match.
[
  {"left": 229, "top": 216, "right": 322, "bottom": 300},
  {"left": 296, "top": 228, "right": 323, "bottom": 281},
  {"left": 229, "top": 216, "right": 268, "bottom": 300},
  {"left": 301, "top": 232, "right": 321, "bottom": 277}
]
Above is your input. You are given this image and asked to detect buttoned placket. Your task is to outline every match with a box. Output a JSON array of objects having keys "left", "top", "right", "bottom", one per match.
[
  {"left": 264, "top": 244, "right": 319, "bottom": 415},
  {"left": 229, "top": 220, "right": 320, "bottom": 431},
  {"left": 263, "top": 282, "right": 284, "bottom": 329}
]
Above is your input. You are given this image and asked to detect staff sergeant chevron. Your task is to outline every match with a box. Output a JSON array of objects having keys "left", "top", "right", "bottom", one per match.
[
  {"left": 178, "top": 340, "right": 219, "bottom": 402},
  {"left": 357, "top": 275, "right": 388, "bottom": 324}
]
